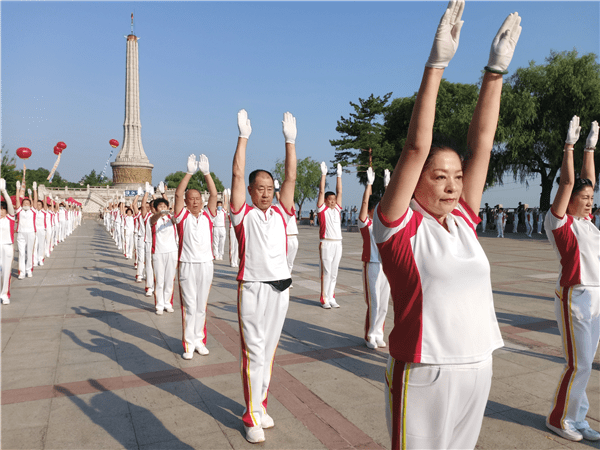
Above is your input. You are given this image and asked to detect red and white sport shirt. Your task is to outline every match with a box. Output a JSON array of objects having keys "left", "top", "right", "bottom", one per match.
[
  {"left": 373, "top": 198, "right": 503, "bottom": 364},
  {"left": 545, "top": 210, "right": 600, "bottom": 288},
  {"left": 358, "top": 217, "right": 380, "bottom": 263},
  {"left": 317, "top": 203, "right": 342, "bottom": 240},
  {"left": 175, "top": 207, "right": 214, "bottom": 263}
]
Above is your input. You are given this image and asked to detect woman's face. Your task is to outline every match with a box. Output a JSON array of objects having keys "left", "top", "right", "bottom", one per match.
[
  {"left": 413, "top": 150, "right": 463, "bottom": 222},
  {"left": 1, "top": 206, "right": 6, "bottom": 218},
  {"left": 567, "top": 186, "right": 594, "bottom": 218}
]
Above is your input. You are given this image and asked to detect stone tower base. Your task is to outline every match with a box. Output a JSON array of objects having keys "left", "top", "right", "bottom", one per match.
[{"left": 111, "top": 166, "right": 152, "bottom": 186}]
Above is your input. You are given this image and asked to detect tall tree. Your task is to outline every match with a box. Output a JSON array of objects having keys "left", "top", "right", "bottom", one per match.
[
  {"left": 79, "top": 169, "right": 112, "bottom": 186},
  {"left": 165, "top": 171, "right": 224, "bottom": 193},
  {"left": 0, "top": 147, "right": 19, "bottom": 196},
  {"left": 329, "top": 93, "right": 395, "bottom": 196},
  {"left": 272, "top": 156, "right": 321, "bottom": 217},
  {"left": 492, "top": 50, "right": 600, "bottom": 210}
]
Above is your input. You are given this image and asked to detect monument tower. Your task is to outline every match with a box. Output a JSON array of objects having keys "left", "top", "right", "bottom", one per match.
[{"left": 111, "top": 13, "right": 153, "bottom": 186}]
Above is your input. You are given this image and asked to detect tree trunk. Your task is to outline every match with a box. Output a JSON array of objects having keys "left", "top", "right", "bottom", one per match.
[{"left": 539, "top": 169, "right": 557, "bottom": 211}]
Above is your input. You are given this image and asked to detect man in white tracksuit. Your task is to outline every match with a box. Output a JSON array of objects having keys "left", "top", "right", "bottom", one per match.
[
  {"left": 15, "top": 183, "right": 36, "bottom": 279},
  {"left": 212, "top": 201, "right": 227, "bottom": 260},
  {"left": 231, "top": 109, "right": 297, "bottom": 444},
  {"left": 174, "top": 154, "right": 218, "bottom": 360}
]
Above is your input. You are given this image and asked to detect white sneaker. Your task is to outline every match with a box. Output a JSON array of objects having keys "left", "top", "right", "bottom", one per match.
[
  {"left": 579, "top": 427, "right": 600, "bottom": 441},
  {"left": 145, "top": 290, "right": 154, "bottom": 297},
  {"left": 546, "top": 422, "right": 583, "bottom": 441},
  {"left": 366, "top": 339, "right": 377, "bottom": 349},
  {"left": 155, "top": 309, "right": 164, "bottom": 315},
  {"left": 135, "top": 276, "right": 143, "bottom": 283},
  {"left": 329, "top": 300, "right": 340, "bottom": 308},
  {"left": 262, "top": 413, "right": 274, "bottom": 429},
  {"left": 1, "top": 298, "right": 10, "bottom": 305},
  {"left": 195, "top": 345, "right": 209, "bottom": 356},
  {"left": 39, "top": 261, "right": 44, "bottom": 266},
  {"left": 376, "top": 339, "right": 387, "bottom": 348},
  {"left": 182, "top": 352, "right": 193, "bottom": 360},
  {"left": 26, "top": 272, "right": 33, "bottom": 278},
  {"left": 165, "top": 307, "right": 174, "bottom": 313},
  {"left": 18, "top": 274, "right": 25, "bottom": 280},
  {"left": 244, "top": 425, "right": 265, "bottom": 444},
  {"left": 321, "top": 302, "right": 331, "bottom": 309}
]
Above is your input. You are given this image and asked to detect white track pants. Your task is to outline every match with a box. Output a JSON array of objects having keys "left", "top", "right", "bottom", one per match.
[
  {"left": 287, "top": 235, "right": 298, "bottom": 275},
  {"left": 34, "top": 230, "right": 46, "bottom": 265},
  {"left": 45, "top": 228, "right": 52, "bottom": 257},
  {"left": 547, "top": 285, "right": 600, "bottom": 431},
  {"left": 152, "top": 251, "right": 177, "bottom": 312},
  {"left": 179, "top": 261, "right": 214, "bottom": 353},
  {"left": 481, "top": 216, "right": 487, "bottom": 233},
  {"left": 136, "top": 236, "right": 146, "bottom": 279},
  {"left": 145, "top": 241, "right": 154, "bottom": 292},
  {"left": 496, "top": 220, "right": 504, "bottom": 238},
  {"left": 512, "top": 216, "right": 519, "bottom": 233},
  {"left": 363, "top": 262, "right": 390, "bottom": 344},
  {"left": 59, "top": 221, "right": 66, "bottom": 242},
  {"left": 53, "top": 225, "right": 58, "bottom": 247},
  {"left": 538, "top": 214, "right": 544, "bottom": 233},
  {"left": 0, "top": 243, "right": 14, "bottom": 301},
  {"left": 124, "top": 230, "right": 134, "bottom": 259},
  {"left": 319, "top": 240, "right": 342, "bottom": 305},
  {"left": 229, "top": 226, "right": 239, "bottom": 268},
  {"left": 238, "top": 281, "right": 289, "bottom": 428},
  {"left": 212, "top": 227, "right": 226, "bottom": 259},
  {"left": 17, "top": 232, "right": 35, "bottom": 276},
  {"left": 385, "top": 355, "right": 493, "bottom": 450}
]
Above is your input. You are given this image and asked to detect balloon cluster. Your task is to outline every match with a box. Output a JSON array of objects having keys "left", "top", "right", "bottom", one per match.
[{"left": 54, "top": 141, "right": 67, "bottom": 155}]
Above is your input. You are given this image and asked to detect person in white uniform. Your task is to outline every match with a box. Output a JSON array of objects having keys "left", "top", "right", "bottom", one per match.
[
  {"left": 496, "top": 206, "right": 506, "bottom": 238},
  {"left": 122, "top": 204, "right": 136, "bottom": 259},
  {"left": 15, "top": 182, "right": 36, "bottom": 279},
  {"left": 45, "top": 197, "right": 54, "bottom": 258},
  {"left": 212, "top": 200, "right": 227, "bottom": 260},
  {"left": 525, "top": 205, "right": 534, "bottom": 237},
  {"left": 224, "top": 189, "right": 239, "bottom": 268},
  {"left": 32, "top": 183, "right": 47, "bottom": 266},
  {"left": 142, "top": 184, "right": 156, "bottom": 297},
  {"left": 544, "top": 117, "right": 600, "bottom": 442},
  {"left": 231, "top": 109, "right": 297, "bottom": 444},
  {"left": 317, "top": 162, "right": 343, "bottom": 308},
  {"left": 0, "top": 179, "right": 15, "bottom": 304},
  {"left": 175, "top": 154, "right": 218, "bottom": 360},
  {"left": 373, "top": 3, "right": 520, "bottom": 448},
  {"left": 358, "top": 167, "right": 390, "bottom": 349},
  {"left": 132, "top": 189, "right": 147, "bottom": 283},
  {"left": 537, "top": 207, "right": 545, "bottom": 234}
]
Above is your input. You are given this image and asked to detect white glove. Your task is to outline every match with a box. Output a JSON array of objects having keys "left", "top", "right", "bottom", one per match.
[
  {"left": 425, "top": 0, "right": 465, "bottom": 69},
  {"left": 137, "top": 187, "right": 143, "bottom": 196},
  {"left": 150, "top": 186, "right": 155, "bottom": 196},
  {"left": 320, "top": 162, "right": 328, "bottom": 176},
  {"left": 565, "top": 115, "right": 581, "bottom": 145},
  {"left": 198, "top": 154, "right": 210, "bottom": 175},
  {"left": 186, "top": 154, "right": 198, "bottom": 175},
  {"left": 384, "top": 169, "right": 391, "bottom": 188},
  {"left": 487, "top": 12, "right": 522, "bottom": 73},
  {"left": 238, "top": 109, "right": 252, "bottom": 139},
  {"left": 0, "top": 178, "right": 5, "bottom": 192},
  {"left": 16, "top": 181, "right": 21, "bottom": 192},
  {"left": 366, "top": 167, "right": 375, "bottom": 185},
  {"left": 282, "top": 112, "right": 297, "bottom": 144},
  {"left": 158, "top": 181, "right": 165, "bottom": 194},
  {"left": 337, "top": 163, "right": 342, "bottom": 178},
  {"left": 274, "top": 179, "right": 280, "bottom": 190},
  {"left": 28, "top": 189, "right": 32, "bottom": 197},
  {"left": 586, "top": 121, "right": 599, "bottom": 149},
  {"left": 33, "top": 181, "right": 37, "bottom": 191},
  {"left": 145, "top": 181, "right": 151, "bottom": 193}
]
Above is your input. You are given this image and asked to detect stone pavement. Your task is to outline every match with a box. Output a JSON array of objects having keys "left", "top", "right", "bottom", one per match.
[{"left": 1, "top": 219, "right": 598, "bottom": 450}]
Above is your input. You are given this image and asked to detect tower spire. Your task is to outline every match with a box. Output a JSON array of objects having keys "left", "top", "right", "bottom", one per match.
[{"left": 130, "top": 13, "right": 134, "bottom": 35}]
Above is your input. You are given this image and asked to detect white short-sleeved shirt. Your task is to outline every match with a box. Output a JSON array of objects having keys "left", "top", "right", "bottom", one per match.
[
  {"left": 214, "top": 209, "right": 226, "bottom": 227},
  {"left": 545, "top": 210, "right": 600, "bottom": 288},
  {"left": 0, "top": 214, "right": 15, "bottom": 245},
  {"left": 286, "top": 208, "right": 298, "bottom": 235},
  {"left": 358, "top": 217, "right": 380, "bottom": 263},
  {"left": 34, "top": 209, "right": 47, "bottom": 230},
  {"left": 175, "top": 207, "right": 214, "bottom": 263},
  {"left": 317, "top": 203, "right": 342, "bottom": 240},
  {"left": 58, "top": 208, "right": 66, "bottom": 223},
  {"left": 151, "top": 215, "right": 178, "bottom": 254},
  {"left": 373, "top": 198, "right": 504, "bottom": 364},
  {"left": 15, "top": 207, "right": 36, "bottom": 233},
  {"left": 144, "top": 212, "right": 153, "bottom": 243},
  {"left": 232, "top": 203, "right": 291, "bottom": 282},
  {"left": 124, "top": 215, "right": 135, "bottom": 232}
]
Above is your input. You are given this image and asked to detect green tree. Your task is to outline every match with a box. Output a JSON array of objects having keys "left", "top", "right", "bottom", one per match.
[
  {"left": 79, "top": 169, "right": 112, "bottom": 186},
  {"left": 164, "top": 171, "right": 224, "bottom": 193},
  {"left": 492, "top": 50, "right": 600, "bottom": 210},
  {"left": 329, "top": 93, "right": 395, "bottom": 196},
  {"left": 272, "top": 157, "right": 321, "bottom": 217},
  {"left": 1, "top": 146, "right": 19, "bottom": 196}
]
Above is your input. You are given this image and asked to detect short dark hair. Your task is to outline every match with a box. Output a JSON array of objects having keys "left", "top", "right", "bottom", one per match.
[
  {"left": 368, "top": 195, "right": 380, "bottom": 212},
  {"left": 217, "top": 200, "right": 223, "bottom": 205},
  {"left": 573, "top": 177, "right": 593, "bottom": 195},
  {"left": 1, "top": 201, "right": 7, "bottom": 211},
  {"left": 125, "top": 207, "right": 133, "bottom": 214},
  {"left": 324, "top": 191, "right": 336, "bottom": 200},
  {"left": 249, "top": 170, "right": 274, "bottom": 186},
  {"left": 153, "top": 198, "right": 169, "bottom": 209}
]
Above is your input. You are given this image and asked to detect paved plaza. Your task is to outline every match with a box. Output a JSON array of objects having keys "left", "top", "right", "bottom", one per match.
[{"left": 1, "top": 218, "right": 599, "bottom": 450}]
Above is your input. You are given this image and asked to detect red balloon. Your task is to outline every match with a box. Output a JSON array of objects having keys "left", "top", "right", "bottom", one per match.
[
  {"left": 16, "top": 147, "right": 32, "bottom": 159},
  {"left": 53, "top": 145, "right": 62, "bottom": 155},
  {"left": 56, "top": 141, "right": 67, "bottom": 150},
  {"left": 109, "top": 139, "right": 119, "bottom": 148}
]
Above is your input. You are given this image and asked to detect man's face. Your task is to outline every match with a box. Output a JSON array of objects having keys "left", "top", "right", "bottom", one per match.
[
  {"left": 325, "top": 194, "right": 337, "bottom": 209},
  {"left": 248, "top": 173, "right": 274, "bottom": 211},
  {"left": 185, "top": 190, "right": 203, "bottom": 214}
]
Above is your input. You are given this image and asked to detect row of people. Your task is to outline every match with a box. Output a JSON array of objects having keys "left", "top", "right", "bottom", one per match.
[{"left": 0, "top": 179, "right": 81, "bottom": 303}]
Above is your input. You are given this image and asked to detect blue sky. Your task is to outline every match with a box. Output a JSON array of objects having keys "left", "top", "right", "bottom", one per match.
[{"left": 2, "top": 1, "right": 599, "bottom": 210}]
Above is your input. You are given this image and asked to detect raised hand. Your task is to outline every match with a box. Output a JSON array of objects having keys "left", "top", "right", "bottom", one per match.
[
  {"left": 282, "top": 112, "right": 297, "bottom": 144},
  {"left": 586, "top": 121, "right": 599, "bottom": 150},
  {"left": 137, "top": 187, "right": 143, "bottom": 196},
  {"left": 33, "top": 181, "right": 37, "bottom": 191},
  {"left": 366, "top": 167, "right": 375, "bottom": 185},
  {"left": 320, "top": 162, "right": 328, "bottom": 176},
  {"left": 158, "top": 181, "right": 165, "bottom": 194},
  {"left": 16, "top": 180, "right": 21, "bottom": 193},
  {"left": 198, "top": 154, "right": 210, "bottom": 175},
  {"left": 145, "top": 181, "right": 151, "bottom": 193},
  {"left": 337, "top": 163, "right": 343, "bottom": 177},
  {"left": 487, "top": 12, "right": 522, "bottom": 73},
  {"left": 28, "top": 188, "right": 32, "bottom": 197},
  {"left": 425, "top": 0, "right": 465, "bottom": 69},
  {"left": 186, "top": 154, "right": 198, "bottom": 175},
  {"left": 565, "top": 115, "right": 581, "bottom": 145},
  {"left": 238, "top": 109, "right": 252, "bottom": 139},
  {"left": 274, "top": 179, "right": 280, "bottom": 190},
  {"left": 384, "top": 169, "right": 391, "bottom": 188},
  {"left": 0, "top": 178, "right": 5, "bottom": 192}
]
